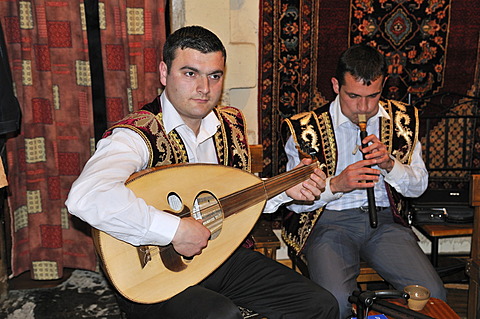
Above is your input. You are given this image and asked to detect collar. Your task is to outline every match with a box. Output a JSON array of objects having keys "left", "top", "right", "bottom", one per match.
[{"left": 160, "top": 92, "right": 220, "bottom": 136}]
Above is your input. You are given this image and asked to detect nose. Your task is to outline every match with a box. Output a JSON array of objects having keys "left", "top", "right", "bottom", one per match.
[
  {"left": 357, "top": 97, "right": 369, "bottom": 113},
  {"left": 197, "top": 76, "right": 210, "bottom": 95}
]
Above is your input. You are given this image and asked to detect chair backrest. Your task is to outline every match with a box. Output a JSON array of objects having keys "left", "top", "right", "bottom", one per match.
[{"left": 249, "top": 144, "right": 263, "bottom": 174}]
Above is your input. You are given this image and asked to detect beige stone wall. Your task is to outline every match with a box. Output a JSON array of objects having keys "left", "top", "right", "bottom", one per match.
[{"left": 170, "top": 0, "right": 259, "bottom": 144}]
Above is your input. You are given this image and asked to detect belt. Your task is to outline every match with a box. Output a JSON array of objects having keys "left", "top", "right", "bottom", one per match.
[{"left": 359, "top": 206, "right": 389, "bottom": 212}]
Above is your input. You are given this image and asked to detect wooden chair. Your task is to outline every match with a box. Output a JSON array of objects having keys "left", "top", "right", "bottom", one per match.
[
  {"left": 357, "top": 261, "right": 385, "bottom": 291},
  {"left": 248, "top": 144, "right": 264, "bottom": 176}
]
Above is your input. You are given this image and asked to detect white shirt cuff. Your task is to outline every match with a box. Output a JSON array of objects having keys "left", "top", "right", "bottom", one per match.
[
  {"left": 380, "top": 155, "right": 403, "bottom": 181},
  {"left": 321, "top": 176, "right": 343, "bottom": 202},
  {"left": 144, "top": 209, "right": 181, "bottom": 245},
  {"left": 264, "top": 192, "right": 292, "bottom": 213}
]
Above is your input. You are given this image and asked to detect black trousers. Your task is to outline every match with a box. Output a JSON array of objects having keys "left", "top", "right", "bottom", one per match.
[{"left": 116, "top": 247, "right": 338, "bottom": 319}]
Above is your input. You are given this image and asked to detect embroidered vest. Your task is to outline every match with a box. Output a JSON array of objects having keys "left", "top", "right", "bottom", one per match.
[
  {"left": 103, "top": 96, "right": 250, "bottom": 170},
  {"left": 281, "top": 99, "right": 419, "bottom": 254}
]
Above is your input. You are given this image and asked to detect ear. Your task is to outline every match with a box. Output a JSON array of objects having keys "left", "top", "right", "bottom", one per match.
[
  {"left": 331, "top": 77, "right": 340, "bottom": 94},
  {"left": 159, "top": 61, "right": 168, "bottom": 87}
]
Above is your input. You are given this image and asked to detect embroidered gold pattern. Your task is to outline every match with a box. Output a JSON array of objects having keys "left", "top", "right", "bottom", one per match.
[
  {"left": 214, "top": 109, "right": 227, "bottom": 165},
  {"left": 380, "top": 100, "right": 393, "bottom": 154},
  {"left": 220, "top": 108, "right": 250, "bottom": 171},
  {"left": 386, "top": 100, "right": 417, "bottom": 164},
  {"left": 316, "top": 112, "right": 336, "bottom": 177},
  {"left": 166, "top": 129, "right": 188, "bottom": 164},
  {"left": 394, "top": 111, "right": 413, "bottom": 162},
  {"left": 300, "top": 126, "right": 319, "bottom": 154},
  {"left": 213, "top": 129, "right": 225, "bottom": 165},
  {"left": 215, "top": 106, "right": 249, "bottom": 170},
  {"left": 153, "top": 112, "right": 187, "bottom": 165}
]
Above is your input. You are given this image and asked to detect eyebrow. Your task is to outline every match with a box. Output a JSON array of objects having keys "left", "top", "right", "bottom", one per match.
[
  {"left": 179, "top": 66, "right": 224, "bottom": 76},
  {"left": 345, "top": 90, "right": 382, "bottom": 97}
]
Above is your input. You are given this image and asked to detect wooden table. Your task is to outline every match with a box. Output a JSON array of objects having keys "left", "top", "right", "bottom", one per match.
[
  {"left": 415, "top": 223, "right": 473, "bottom": 267},
  {"left": 368, "top": 297, "right": 460, "bottom": 319}
]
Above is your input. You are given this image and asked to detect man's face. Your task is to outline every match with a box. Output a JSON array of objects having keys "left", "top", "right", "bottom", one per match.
[
  {"left": 332, "top": 72, "right": 385, "bottom": 125},
  {"left": 159, "top": 48, "right": 225, "bottom": 130}
]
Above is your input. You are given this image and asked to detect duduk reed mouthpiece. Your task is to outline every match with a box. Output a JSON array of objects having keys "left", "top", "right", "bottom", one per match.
[{"left": 358, "top": 114, "right": 367, "bottom": 132}]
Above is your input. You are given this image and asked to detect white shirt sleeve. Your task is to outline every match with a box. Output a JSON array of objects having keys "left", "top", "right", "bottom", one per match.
[
  {"left": 65, "top": 128, "right": 180, "bottom": 246},
  {"left": 380, "top": 140, "right": 428, "bottom": 198}
]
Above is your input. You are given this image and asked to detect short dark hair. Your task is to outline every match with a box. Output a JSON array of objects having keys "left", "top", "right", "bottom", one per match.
[
  {"left": 162, "top": 25, "right": 227, "bottom": 71},
  {"left": 334, "top": 44, "right": 387, "bottom": 87}
]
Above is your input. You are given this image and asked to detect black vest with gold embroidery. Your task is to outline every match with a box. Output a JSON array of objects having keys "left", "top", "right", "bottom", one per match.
[
  {"left": 103, "top": 96, "right": 250, "bottom": 171},
  {"left": 281, "top": 99, "right": 419, "bottom": 254}
]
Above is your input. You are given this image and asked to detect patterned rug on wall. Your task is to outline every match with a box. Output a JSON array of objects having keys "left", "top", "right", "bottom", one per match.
[{"left": 258, "top": 0, "right": 480, "bottom": 178}]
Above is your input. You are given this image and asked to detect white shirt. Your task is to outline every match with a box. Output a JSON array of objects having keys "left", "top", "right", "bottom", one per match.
[
  {"left": 66, "top": 93, "right": 285, "bottom": 246},
  {"left": 281, "top": 96, "right": 428, "bottom": 213}
]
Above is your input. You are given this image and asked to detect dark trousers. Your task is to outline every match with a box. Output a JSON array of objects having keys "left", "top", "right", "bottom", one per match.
[{"left": 116, "top": 247, "right": 338, "bottom": 319}]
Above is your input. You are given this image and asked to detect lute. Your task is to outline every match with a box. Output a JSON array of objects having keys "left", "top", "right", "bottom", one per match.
[{"left": 92, "top": 161, "right": 323, "bottom": 303}]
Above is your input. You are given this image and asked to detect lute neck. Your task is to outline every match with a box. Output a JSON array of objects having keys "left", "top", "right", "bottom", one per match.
[{"left": 220, "top": 162, "right": 321, "bottom": 218}]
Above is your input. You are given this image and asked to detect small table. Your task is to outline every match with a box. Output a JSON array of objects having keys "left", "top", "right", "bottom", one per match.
[
  {"left": 415, "top": 223, "right": 473, "bottom": 267},
  {"left": 369, "top": 297, "right": 460, "bottom": 319}
]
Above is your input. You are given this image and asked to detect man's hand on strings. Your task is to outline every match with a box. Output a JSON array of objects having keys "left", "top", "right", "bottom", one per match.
[{"left": 285, "top": 158, "right": 326, "bottom": 202}]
